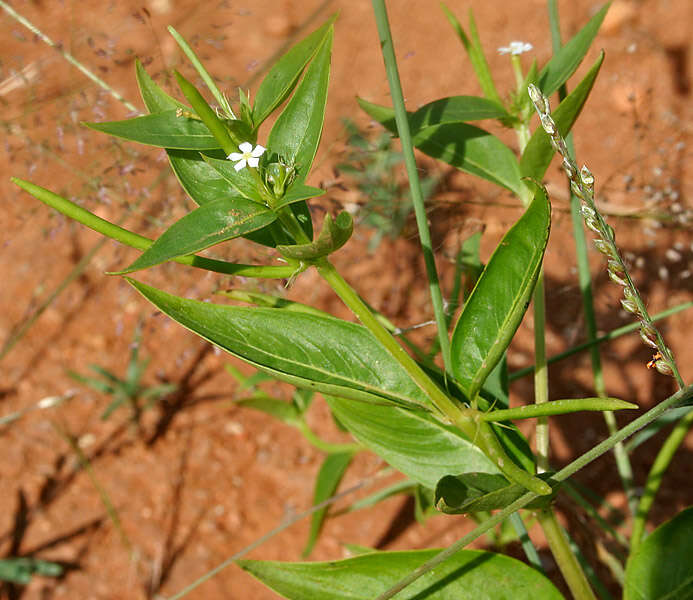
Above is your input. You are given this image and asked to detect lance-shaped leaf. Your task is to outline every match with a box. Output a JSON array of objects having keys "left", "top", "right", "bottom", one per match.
[
  {"left": 521, "top": 51, "right": 604, "bottom": 180},
  {"left": 538, "top": 2, "right": 609, "bottom": 96},
  {"left": 135, "top": 59, "right": 187, "bottom": 113},
  {"left": 126, "top": 280, "right": 431, "bottom": 409},
  {"left": 442, "top": 5, "right": 504, "bottom": 106},
  {"left": 303, "top": 451, "right": 354, "bottom": 558},
  {"left": 274, "top": 181, "right": 325, "bottom": 210},
  {"left": 253, "top": 16, "right": 336, "bottom": 128},
  {"left": 238, "top": 548, "right": 563, "bottom": 599},
  {"left": 85, "top": 110, "right": 219, "bottom": 150},
  {"left": 451, "top": 185, "right": 551, "bottom": 400},
  {"left": 624, "top": 506, "right": 693, "bottom": 600},
  {"left": 268, "top": 29, "right": 332, "bottom": 181},
  {"left": 358, "top": 98, "right": 523, "bottom": 196},
  {"left": 113, "top": 197, "right": 276, "bottom": 274},
  {"left": 277, "top": 212, "right": 352, "bottom": 260},
  {"left": 409, "top": 96, "right": 510, "bottom": 128},
  {"left": 135, "top": 60, "right": 229, "bottom": 206},
  {"left": 327, "top": 396, "right": 500, "bottom": 489},
  {"left": 435, "top": 472, "right": 558, "bottom": 515},
  {"left": 135, "top": 62, "right": 279, "bottom": 247},
  {"left": 202, "top": 154, "right": 266, "bottom": 204}
]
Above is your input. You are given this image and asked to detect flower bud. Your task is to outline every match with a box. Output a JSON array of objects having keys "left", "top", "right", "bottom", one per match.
[
  {"left": 562, "top": 158, "right": 577, "bottom": 179},
  {"left": 580, "top": 166, "right": 595, "bottom": 188},
  {"left": 593, "top": 238, "right": 614, "bottom": 257},
  {"left": 571, "top": 180, "right": 584, "bottom": 198},
  {"left": 580, "top": 204, "right": 596, "bottom": 220},
  {"left": 607, "top": 260, "right": 628, "bottom": 286},
  {"left": 585, "top": 217, "right": 601, "bottom": 234},
  {"left": 620, "top": 297, "right": 640, "bottom": 315},
  {"left": 639, "top": 323, "right": 659, "bottom": 348},
  {"left": 540, "top": 113, "right": 557, "bottom": 135},
  {"left": 655, "top": 360, "right": 674, "bottom": 376},
  {"left": 528, "top": 84, "right": 549, "bottom": 114}
]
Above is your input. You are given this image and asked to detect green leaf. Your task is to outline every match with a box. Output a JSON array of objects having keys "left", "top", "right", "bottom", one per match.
[
  {"left": 174, "top": 71, "right": 237, "bottom": 155},
  {"left": 451, "top": 185, "right": 551, "bottom": 400},
  {"left": 624, "top": 506, "right": 693, "bottom": 600},
  {"left": 253, "top": 16, "right": 336, "bottom": 128},
  {"left": 521, "top": 51, "right": 604, "bottom": 180},
  {"left": 268, "top": 28, "right": 332, "bottom": 181},
  {"left": 202, "top": 154, "right": 266, "bottom": 204},
  {"left": 127, "top": 280, "right": 430, "bottom": 409},
  {"left": 327, "top": 397, "right": 500, "bottom": 489},
  {"left": 480, "top": 397, "right": 638, "bottom": 422},
  {"left": 238, "top": 548, "right": 563, "bottom": 599},
  {"left": 274, "top": 182, "right": 325, "bottom": 210},
  {"left": 538, "top": 3, "right": 610, "bottom": 96},
  {"left": 168, "top": 26, "right": 235, "bottom": 118},
  {"left": 135, "top": 61, "right": 231, "bottom": 207},
  {"left": 358, "top": 99, "right": 523, "bottom": 195},
  {"left": 235, "top": 394, "right": 300, "bottom": 425},
  {"left": 85, "top": 110, "right": 219, "bottom": 150},
  {"left": 113, "top": 197, "right": 277, "bottom": 274},
  {"left": 441, "top": 5, "right": 504, "bottom": 106},
  {"left": 135, "top": 59, "right": 187, "bottom": 113},
  {"left": 277, "top": 212, "right": 352, "bottom": 260},
  {"left": 0, "top": 558, "right": 63, "bottom": 584},
  {"left": 135, "top": 61, "right": 279, "bottom": 247},
  {"left": 435, "top": 472, "right": 558, "bottom": 514},
  {"left": 166, "top": 149, "right": 230, "bottom": 203},
  {"left": 409, "top": 96, "right": 510, "bottom": 128},
  {"left": 303, "top": 451, "right": 354, "bottom": 558}
]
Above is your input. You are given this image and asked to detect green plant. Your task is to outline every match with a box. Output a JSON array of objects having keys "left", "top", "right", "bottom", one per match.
[
  {"left": 11, "top": 3, "right": 693, "bottom": 600},
  {"left": 68, "top": 323, "right": 177, "bottom": 425},
  {"left": 337, "top": 119, "right": 439, "bottom": 249}
]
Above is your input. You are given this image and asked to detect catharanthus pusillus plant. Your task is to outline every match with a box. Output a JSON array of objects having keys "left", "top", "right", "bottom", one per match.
[{"left": 10, "top": 2, "right": 693, "bottom": 599}]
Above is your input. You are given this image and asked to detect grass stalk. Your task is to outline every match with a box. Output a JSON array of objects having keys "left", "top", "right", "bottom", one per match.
[
  {"left": 547, "top": 0, "right": 637, "bottom": 518},
  {"left": 370, "top": 0, "right": 452, "bottom": 376}
]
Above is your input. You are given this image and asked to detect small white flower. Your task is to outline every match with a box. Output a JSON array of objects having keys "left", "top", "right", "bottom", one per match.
[
  {"left": 498, "top": 41, "right": 533, "bottom": 56},
  {"left": 227, "top": 142, "right": 266, "bottom": 172}
]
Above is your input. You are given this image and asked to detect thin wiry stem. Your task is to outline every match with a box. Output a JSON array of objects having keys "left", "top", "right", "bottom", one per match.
[{"left": 0, "top": 1, "right": 139, "bottom": 113}]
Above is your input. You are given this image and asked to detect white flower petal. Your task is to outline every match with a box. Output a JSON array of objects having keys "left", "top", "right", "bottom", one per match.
[
  {"left": 233, "top": 159, "right": 247, "bottom": 171},
  {"left": 227, "top": 152, "right": 243, "bottom": 161},
  {"left": 238, "top": 141, "right": 253, "bottom": 153},
  {"left": 247, "top": 156, "right": 260, "bottom": 168},
  {"left": 250, "top": 144, "right": 266, "bottom": 157}
]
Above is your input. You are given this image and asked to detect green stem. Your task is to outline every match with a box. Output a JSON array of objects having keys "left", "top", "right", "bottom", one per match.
[
  {"left": 168, "top": 26, "right": 236, "bottom": 118},
  {"left": 533, "top": 273, "right": 550, "bottom": 473},
  {"left": 316, "top": 258, "right": 551, "bottom": 497},
  {"left": 509, "top": 302, "right": 693, "bottom": 380},
  {"left": 374, "top": 384, "right": 693, "bottom": 600},
  {"left": 480, "top": 398, "right": 637, "bottom": 422},
  {"left": 11, "top": 178, "right": 298, "bottom": 279},
  {"left": 537, "top": 509, "right": 597, "bottom": 600},
  {"left": 371, "top": 0, "right": 452, "bottom": 376},
  {"left": 316, "top": 259, "right": 457, "bottom": 418},
  {"left": 630, "top": 407, "right": 693, "bottom": 553}
]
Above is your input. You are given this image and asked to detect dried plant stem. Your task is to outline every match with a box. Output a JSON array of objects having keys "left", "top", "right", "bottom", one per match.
[{"left": 0, "top": 1, "right": 139, "bottom": 113}]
